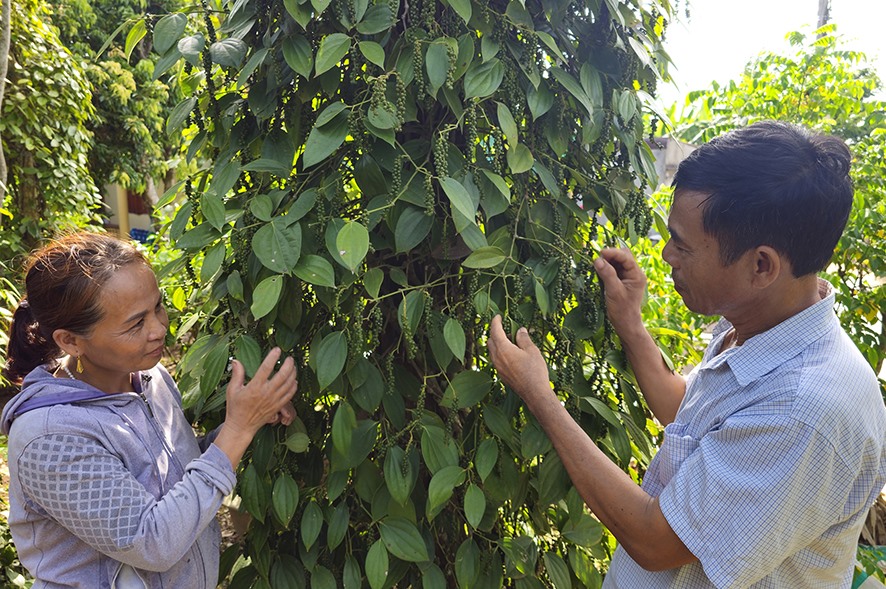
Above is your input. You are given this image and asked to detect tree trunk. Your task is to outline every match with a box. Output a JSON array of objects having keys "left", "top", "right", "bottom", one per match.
[
  {"left": 817, "top": 0, "right": 830, "bottom": 30},
  {"left": 0, "top": 0, "right": 12, "bottom": 203}
]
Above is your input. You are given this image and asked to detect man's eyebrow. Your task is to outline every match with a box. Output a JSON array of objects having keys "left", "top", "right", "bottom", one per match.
[{"left": 667, "top": 225, "right": 684, "bottom": 243}]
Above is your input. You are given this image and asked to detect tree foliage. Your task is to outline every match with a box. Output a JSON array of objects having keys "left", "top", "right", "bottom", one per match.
[
  {"left": 0, "top": 0, "right": 100, "bottom": 258},
  {"left": 151, "top": 0, "right": 673, "bottom": 585},
  {"left": 669, "top": 25, "right": 886, "bottom": 397}
]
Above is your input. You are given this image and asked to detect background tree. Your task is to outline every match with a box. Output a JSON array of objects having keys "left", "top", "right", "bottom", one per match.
[
  {"left": 148, "top": 0, "right": 674, "bottom": 586},
  {"left": 0, "top": 0, "right": 99, "bottom": 260},
  {"left": 669, "top": 25, "right": 886, "bottom": 399}
]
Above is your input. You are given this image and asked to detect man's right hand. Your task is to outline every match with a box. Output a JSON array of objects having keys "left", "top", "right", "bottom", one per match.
[{"left": 593, "top": 247, "right": 648, "bottom": 336}]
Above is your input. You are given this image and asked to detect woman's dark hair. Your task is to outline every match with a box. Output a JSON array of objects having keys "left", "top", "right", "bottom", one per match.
[
  {"left": 672, "top": 120, "right": 853, "bottom": 277},
  {"left": 4, "top": 232, "right": 149, "bottom": 384}
]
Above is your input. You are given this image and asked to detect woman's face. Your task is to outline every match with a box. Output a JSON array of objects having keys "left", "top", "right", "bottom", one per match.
[{"left": 76, "top": 262, "right": 169, "bottom": 392}]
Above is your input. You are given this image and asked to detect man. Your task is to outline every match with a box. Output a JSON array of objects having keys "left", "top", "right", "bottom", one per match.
[{"left": 488, "top": 121, "right": 886, "bottom": 588}]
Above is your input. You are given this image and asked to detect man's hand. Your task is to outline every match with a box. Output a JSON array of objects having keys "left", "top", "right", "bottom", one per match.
[
  {"left": 487, "top": 315, "right": 553, "bottom": 409},
  {"left": 594, "top": 247, "right": 648, "bottom": 335}
]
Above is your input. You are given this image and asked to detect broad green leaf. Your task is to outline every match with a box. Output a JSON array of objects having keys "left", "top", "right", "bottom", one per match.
[
  {"left": 272, "top": 474, "right": 300, "bottom": 526},
  {"left": 426, "top": 42, "right": 449, "bottom": 95},
  {"left": 475, "top": 438, "right": 499, "bottom": 481},
  {"left": 442, "top": 369, "right": 493, "bottom": 409},
  {"left": 363, "top": 267, "right": 383, "bottom": 299},
  {"left": 282, "top": 35, "right": 314, "bottom": 78},
  {"left": 327, "top": 503, "right": 349, "bottom": 550},
  {"left": 303, "top": 110, "right": 349, "bottom": 168},
  {"left": 252, "top": 219, "right": 302, "bottom": 273},
  {"left": 533, "top": 162, "right": 562, "bottom": 198},
  {"left": 294, "top": 255, "right": 336, "bottom": 288},
  {"left": 464, "top": 484, "right": 486, "bottom": 529},
  {"left": 300, "top": 501, "right": 323, "bottom": 550},
  {"left": 200, "top": 193, "right": 226, "bottom": 230},
  {"left": 464, "top": 58, "right": 504, "bottom": 99},
  {"left": 311, "top": 567, "right": 336, "bottom": 589},
  {"left": 358, "top": 41, "right": 386, "bottom": 69},
  {"left": 284, "top": 0, "right": 312, "bottom": 28},
  {"left": 240, "top": 464, "right": 270, "bottom": 523},
  {"left": 251, "top": 275, "right": 283, "bottom": 319},
  {"left": 210, "top": 38, "right": 247, "bottom": 67},
  {"left": 200, "top": 242, "right": 225, "bottom": 283},
  {"left": 581, "top": 396, "right": 622, "bottom": 428},
  {"left": 447, "top": 0, "right": 472, "bottom": 23},
  {"left": 421, "top": 425, "right": 460, "bottom": 474},
  {"left": 311, "top": 0, "right": 332, "bottom": 14},
  {"left": 536, "top": 31, "right": 567, "bottom": 63},
  {"left": 551, "top": 67, "right": 594, "bottom": 117},
  {"left": 367, "top": 100, "right": 399, "bottom": 129},
  {"left": 428, "top": 465, "right": 465, "bottom": 515},
  {"left": 284, "top": 431, "right": 310, "bottom": 453},
  {"left": 397, "top": 290, "right": 424, "bottom": 333},
  {"left": 440, "top": 177, "right": 477, "bottom": 221},
  {"left": 543, "top": 553, "right": 572, "bottom": 589},
  {"left": 562, "top": 513, "right": 603, "bottom": 546},
  {"left": 336, "top": 220, "right": 369, "bottom": 272},
  {"left": 366, "top": 541, "right": 389, "bottom": 589},
  {"left": 317, "top": 331, "right": 348, "bottom": 389},
  {"left": 250, "top": 194, "right": 275, "bottom": 222},
  {"left": 534, "top": 278, "right": 550, "bottom": 315},
  {"left": 166, "top": 97, "right": 196, "bottom": 135},
  {"left": 395, "top": 206, "right": 434, "bottom": 252},
  {"left": 527, "top": 83, "right": 554, "bottom": 119},
  {"left": 177, "top": 34, "right": 204, "bottom": 62},
  {"left": 270, "top": 555, "right": 304, "bottom": 589},
  {"left": 507, "top": 143, "right": 534, "bottom": 174},
  {"left": 383, "top": 445, "right": 415, "bottom": 506},
  {"left": 422, "top": 564, "right": 446, "bottom": 589},
  {"left": 496, "top": 102, "right": 519, "bottom": 144},
  {"left": 234, "top": 334, "right": 262, "bottom": 378},
  {"left": 125, "top": 20, "right": 147, "bottom": 61},
  {"left": 455, "top": 539, "right": 481, "bottom": 587},
  {"left": 153, "top": 13, "right": 187, "bottom": 55},
  {"left": 344, "top": 556, "right": 361, "bottom": 589},
  {"left": 176, "top": 223, "right": 219, "bottom": 250},
  {"left": 237, "top": 47, "right": 270, "bottom": 88},
  {"left": 355, "top": 4, "right": 393, "bottom": 35},
  {"left": 443, "top": 317, "right": 466, "bottom": 361},
  {"left": 332, "top": 400, "right": 357, "bottom": 457},
  {"left": 379, "top": 518, "right": 429, "bottom": 562},
  {"left": 315, "top": 33, "right": 351, "bottom": 75},
  {"left": 462, "top": 246, "right": 507, "bottom": 269}
]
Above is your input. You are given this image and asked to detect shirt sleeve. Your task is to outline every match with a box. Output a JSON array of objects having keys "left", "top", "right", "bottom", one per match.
[
  {"left": 16, "top": 432, "right": 236, "bottom": 572},
  {"left": 657, "top": 414, "right": 849, "bottom": 589}
]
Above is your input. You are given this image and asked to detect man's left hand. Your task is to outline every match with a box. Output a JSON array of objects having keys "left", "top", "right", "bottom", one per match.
[{"left": 487, "top": 315, "right": 553, "bottom": 407}]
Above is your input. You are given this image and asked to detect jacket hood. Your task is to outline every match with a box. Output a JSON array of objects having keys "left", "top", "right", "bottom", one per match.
[{"left": 1, "top": 366, "right": 115, "bottom": 434}]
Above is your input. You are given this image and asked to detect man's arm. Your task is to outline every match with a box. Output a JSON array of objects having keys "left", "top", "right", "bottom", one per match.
[
  {"left": 594, "top": 248, "right": 686, "bottom": 425},
  {"left": 488, "top": 316, "right": 696, "bottom": 571}
]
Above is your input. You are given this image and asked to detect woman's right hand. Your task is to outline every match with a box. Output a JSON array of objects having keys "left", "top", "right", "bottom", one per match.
[{"left": 213, "top": 348, "right": 298, "bottom": 467}]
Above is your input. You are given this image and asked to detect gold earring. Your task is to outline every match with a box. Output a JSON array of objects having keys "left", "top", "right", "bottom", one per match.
[{"left": 76, "top": 356, "right": 83, "bottom": 373}]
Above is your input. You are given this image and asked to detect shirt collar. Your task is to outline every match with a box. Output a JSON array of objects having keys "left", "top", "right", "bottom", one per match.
[{"left": 707, "top": 279, "right": 838, "bottom": 386}]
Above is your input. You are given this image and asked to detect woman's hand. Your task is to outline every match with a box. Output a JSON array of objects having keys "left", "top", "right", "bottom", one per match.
[{"left": 213, "top": 348, "right": 298, "bottom": 467}]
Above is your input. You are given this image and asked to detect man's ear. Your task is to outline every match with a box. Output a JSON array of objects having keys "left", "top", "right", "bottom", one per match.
[
  {"left": 750, "top": 246, "right": 783, "bottom": 289},
  {"left": 52, "top": 329, "right": 82, "bottom": 358}
]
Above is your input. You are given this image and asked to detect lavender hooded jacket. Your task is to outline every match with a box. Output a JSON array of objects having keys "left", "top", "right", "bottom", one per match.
[{"left": 0, "top": 364, "right": 236, "bottom": 588}]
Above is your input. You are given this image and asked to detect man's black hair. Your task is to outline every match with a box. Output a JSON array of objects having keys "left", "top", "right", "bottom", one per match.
[{"left": 671, "top": 121, "right": 853, "bottom": 277}]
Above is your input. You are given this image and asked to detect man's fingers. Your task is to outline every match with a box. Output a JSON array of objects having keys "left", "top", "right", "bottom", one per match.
[{"left": 515, "top": 327, "right": 536, "bottom": 351}]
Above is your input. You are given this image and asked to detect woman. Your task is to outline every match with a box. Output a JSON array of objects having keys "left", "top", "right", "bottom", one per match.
[{"left": 1, "top": 232, "right": 297, "bottom": 588}]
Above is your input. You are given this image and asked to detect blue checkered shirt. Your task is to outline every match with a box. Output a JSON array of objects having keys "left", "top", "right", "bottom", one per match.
[{"left": 604, "top": 281, "right": 886, "bottom": 588}]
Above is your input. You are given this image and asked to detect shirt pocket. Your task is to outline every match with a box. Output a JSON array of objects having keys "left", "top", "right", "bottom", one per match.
[{"left": 655, "top": 422, "right": 701, "bottom": 486}]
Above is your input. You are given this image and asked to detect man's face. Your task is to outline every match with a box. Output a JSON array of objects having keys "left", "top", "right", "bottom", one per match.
[{"left": 662, "top": 190, "right": 751, "bottom": 316}]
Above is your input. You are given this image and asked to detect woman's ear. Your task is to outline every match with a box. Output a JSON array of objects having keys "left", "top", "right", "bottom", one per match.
[{"left": 52, "top": 329, "right": 82, "bottom": 358}]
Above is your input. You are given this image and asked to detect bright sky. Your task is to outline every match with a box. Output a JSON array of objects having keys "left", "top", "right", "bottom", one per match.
[{"left": 658, "top": 0, "right": 886, "bottom": 107}]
